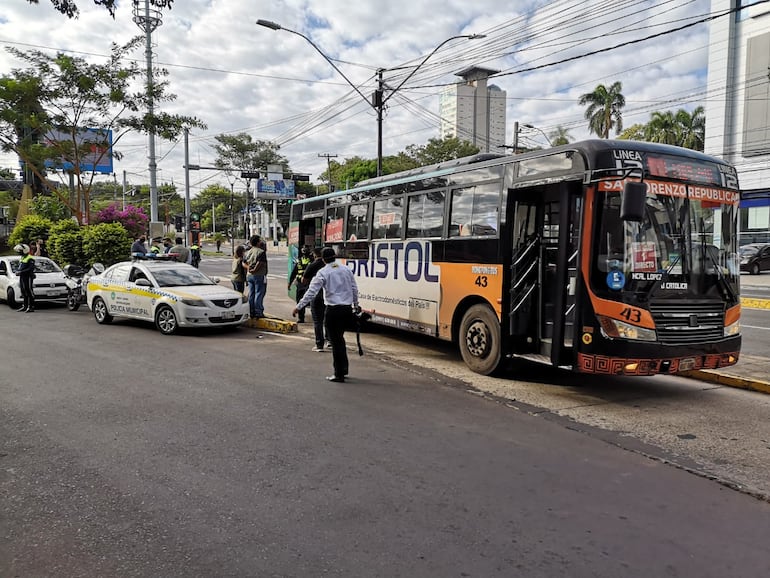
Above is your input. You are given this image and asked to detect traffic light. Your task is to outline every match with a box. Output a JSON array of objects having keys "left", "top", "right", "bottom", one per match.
[
  {"left": 189, "top": 212, "right": 201, "bottom": 232},
  {"left": 174, "top": 215, "right": 183, "bottom": 230}
]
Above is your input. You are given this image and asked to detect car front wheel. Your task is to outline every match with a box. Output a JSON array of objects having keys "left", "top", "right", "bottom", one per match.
[
  {"left": 92, "top": 297, "right": 113, "bottom": 324},
  {"left": 155, "top": 305, "right": 179, "bottom": 335},
  {"left": 7, "top": 288, "right": 18, "bottom": 309},
  {"left": 751, "top": 262, "right": 760, "bottom": 275}
]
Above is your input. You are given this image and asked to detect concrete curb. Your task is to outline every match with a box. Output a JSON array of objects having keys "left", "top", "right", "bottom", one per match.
[{"left": 681, "top": 370, "right": 770, "bottom": 395}]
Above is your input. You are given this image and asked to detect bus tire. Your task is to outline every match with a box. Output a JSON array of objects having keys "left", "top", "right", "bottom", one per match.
[{"left": 459, "top": 304, "right": 502, "bottom": 375}]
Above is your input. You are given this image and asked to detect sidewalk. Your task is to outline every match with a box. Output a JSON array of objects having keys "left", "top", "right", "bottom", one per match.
[{"left": 685, "top": 354, "right": 770, "bottom": 394}]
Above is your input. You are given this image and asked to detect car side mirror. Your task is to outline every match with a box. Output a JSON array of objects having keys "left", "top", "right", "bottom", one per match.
[
  {"left": 621, "top": 181, "right": 647, "bottom": 222},
  {"left": 135, "top": 278, "right": 152, "bottom": 287}
]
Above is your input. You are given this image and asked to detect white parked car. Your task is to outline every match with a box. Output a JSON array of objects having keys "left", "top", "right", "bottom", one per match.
[
  {"left": 86, "top": 259, "right": 249, "bottom": 334},
  {"left": 0, "top": 255, "right": 69, "bottom": 308}
]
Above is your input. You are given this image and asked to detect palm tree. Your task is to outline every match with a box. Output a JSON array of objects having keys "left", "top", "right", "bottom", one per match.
[
  {"left": 549, "top": 125, "right": 573, "bottom": 146},
  {"left": 676, "top": 106, "right": 705, "bottom": 151},
  {"left": 578, "top": 82, "right": 626, "bottom": 138},
  {"left": 645, "top": 110, "right": 679, "bottom": 145}
]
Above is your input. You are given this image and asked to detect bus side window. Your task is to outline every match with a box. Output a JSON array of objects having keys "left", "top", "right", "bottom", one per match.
[
  {"left": 347, "top": 203, "right": 370, "bottom": 241},
  {"left": 449, "top": 183, "right": 499, "bottom": 238},
  {"left": 372, "top": 197, "right": 404, "bottom": 239},
  {"left": 407, "top": 191, "right": 445, "bottom": 238}
]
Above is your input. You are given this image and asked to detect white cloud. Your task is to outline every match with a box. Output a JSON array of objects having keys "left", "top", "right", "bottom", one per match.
[{"left": 1, "top": 0, "right": 715, "bottom": 197}]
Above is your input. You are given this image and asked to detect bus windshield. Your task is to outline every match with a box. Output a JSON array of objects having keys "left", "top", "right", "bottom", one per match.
[{"left": 593, "top": 183, "right": 739, "bottom": 301}]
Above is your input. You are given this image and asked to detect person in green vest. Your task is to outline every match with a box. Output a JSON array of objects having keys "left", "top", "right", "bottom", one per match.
[
  {"left": 14, "top": 243, "right": 36, "bottom": 312},
  {"left": 190, "top": 242, "right": 201, "bottom": 268},
  {"left": 288, "top": 245, "right": 313, "bottom": 322}
]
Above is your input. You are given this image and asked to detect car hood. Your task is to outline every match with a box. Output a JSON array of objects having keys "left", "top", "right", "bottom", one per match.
[
  {"left": 160, "top": 284, "right": 242, "bottom": 301},
  {"left": 32, "top": 272, "right": 66, "bottom": 281}
]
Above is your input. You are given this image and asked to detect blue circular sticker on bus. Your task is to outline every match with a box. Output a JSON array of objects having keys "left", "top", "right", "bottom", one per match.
[{"left": 606, "top": 270, "right": 625, "bottom": 290}]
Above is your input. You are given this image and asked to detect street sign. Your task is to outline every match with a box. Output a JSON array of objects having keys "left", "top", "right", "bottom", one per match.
[{"left": 241, "top": 171, "right": 261, "bottom": 179}]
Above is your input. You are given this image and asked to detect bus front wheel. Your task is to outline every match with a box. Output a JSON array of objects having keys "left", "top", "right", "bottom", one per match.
[{"left": 459, "top": 304, "right": 502, "bottom": 375}]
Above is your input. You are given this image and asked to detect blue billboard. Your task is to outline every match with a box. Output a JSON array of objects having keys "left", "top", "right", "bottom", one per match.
[
  {"left": 256, "top": 178, "right": 295, "bottom": 198},
  {"left": 43, "top": 127, "right": 114, "bottom": 174}
]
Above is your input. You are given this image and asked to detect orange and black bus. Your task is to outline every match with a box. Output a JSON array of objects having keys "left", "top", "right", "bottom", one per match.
[{"left": 288, "top": 139, "right": 741, "bottom": 376}]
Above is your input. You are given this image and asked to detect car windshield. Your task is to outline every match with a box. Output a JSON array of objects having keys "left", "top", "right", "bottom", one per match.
[
  {"left": 151, "top": 267, "right": 216, "bottom": 288},
  {"left": 739, "top": 245, "right": 759, "bottom": 256},
  {"left": 7, "top": 258, "right": 61, "bottom": 274}
]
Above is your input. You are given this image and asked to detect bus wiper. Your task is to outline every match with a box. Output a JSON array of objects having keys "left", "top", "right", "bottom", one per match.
[{"left": 703, "top": 246, "right": 737, "bottom": 303}]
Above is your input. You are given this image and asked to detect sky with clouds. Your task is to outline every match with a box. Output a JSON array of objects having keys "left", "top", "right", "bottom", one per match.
[{"left": 0, "top": 0, "right": 721, "bottom": 197}]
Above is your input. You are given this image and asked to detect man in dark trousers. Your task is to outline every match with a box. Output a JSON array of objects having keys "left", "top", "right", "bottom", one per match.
[
  {"left": 14, "top": 243, "right": 35, "bottom": 312},
  {"left": 293, "top": 248, "right": 359, "bottom": 382}
]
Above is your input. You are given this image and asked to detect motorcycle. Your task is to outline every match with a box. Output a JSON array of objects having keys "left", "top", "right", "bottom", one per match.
[{"left": 63, "top": 262, "right": 104, "bottom": 311}]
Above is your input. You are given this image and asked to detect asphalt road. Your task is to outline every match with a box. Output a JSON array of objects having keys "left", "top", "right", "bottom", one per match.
[{"left": 1, "top": 259, "right": 770, "bottom": 577}]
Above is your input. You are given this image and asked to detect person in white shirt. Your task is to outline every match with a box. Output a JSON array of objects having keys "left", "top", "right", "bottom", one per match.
[{"left": 293, "top": 247, "right": 359, "bottom": 383}]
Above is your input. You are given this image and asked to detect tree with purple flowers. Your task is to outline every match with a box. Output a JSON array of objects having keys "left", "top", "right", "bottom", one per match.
[{"left": 93, "top": 203, "right": 148, "bottom": 239}]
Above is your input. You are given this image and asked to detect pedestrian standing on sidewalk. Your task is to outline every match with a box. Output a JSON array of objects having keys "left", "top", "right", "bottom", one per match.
[
  {"left": 293, "top": 247, "right": 359, "bottom": 382},
  {"left": 245, "top": 235, "right": 268, "bottom": 318},
  {"left": 231, "top": 244, "right": 246, "bottom": 293}
]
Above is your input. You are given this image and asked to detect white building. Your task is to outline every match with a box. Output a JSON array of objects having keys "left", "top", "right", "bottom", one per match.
[
  {"left": 439, "top": 66, "right": 507, "bottom": 153},
  {"left": 705, "top": 0, "right": 770, "bottom": 243}
]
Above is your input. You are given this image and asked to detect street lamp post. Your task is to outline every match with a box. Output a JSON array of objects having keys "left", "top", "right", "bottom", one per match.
[
  {"left": 522, "top": 123, "right": 553, "bottom": 147},
  {"left": 256, "top": 20, "right": 484, "bottom": 176}
]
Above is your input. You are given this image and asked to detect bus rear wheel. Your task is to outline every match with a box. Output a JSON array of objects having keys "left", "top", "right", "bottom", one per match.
[{"left": 459, "top": 304, "right": 502, "bottom": 375}]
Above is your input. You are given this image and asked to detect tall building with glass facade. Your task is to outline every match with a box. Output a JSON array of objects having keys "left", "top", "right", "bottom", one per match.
[{"left": 439, "top": 66, "right": 507, "bottom": 153}]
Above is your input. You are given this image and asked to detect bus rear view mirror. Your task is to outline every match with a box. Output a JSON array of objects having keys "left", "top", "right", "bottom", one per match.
[{"left": 621, "top": 181, "right": 647, "bottom": 222}]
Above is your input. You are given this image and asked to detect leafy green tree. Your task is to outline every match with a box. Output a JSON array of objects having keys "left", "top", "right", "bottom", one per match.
[
  {"left": 47, "top": 219, "right": 86, "bottom": 266},
  {"left": 579, "top": 81, "right": 625, "bottom": 138},
  {"left": 26, "top": 0, "right": 174, "bottom": 19},
  {"left": 212, "top": 133, "right": 288, "bottom": 172},
  {"left": 0, "top": 168, "right": 17, "bottom": 179},
  {"left": 8, "top": 214, "right": 53, "bottom": 246},
  {"left": 335, "top": 157, "right": 378, "bottom": 190},
  {"left": 617, "top": 124, "right": 647, "bottom": 141},
  {"left": 28, "top": 194, "right": 69, "bottom": 221},
  {"left": 82, "top": 222, "right": 131, "bottom": 266},
  {"left": 0, "top": 40, "right": 204, "bottom": 225},
  {"left": 405, "top": 137, "right": 480, "bottom": 166}
]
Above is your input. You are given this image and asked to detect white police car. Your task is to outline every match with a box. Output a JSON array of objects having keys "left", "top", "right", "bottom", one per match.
[
  {"left": 86, "top": 259, "right": 249, "bottom": 334},
  {"left": 0, "top": 255, "right": 69, "bottom": 308}
]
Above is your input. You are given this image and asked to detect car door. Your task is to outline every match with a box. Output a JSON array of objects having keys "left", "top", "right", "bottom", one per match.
[
  {"left": 0, "top": 259, "right": 10, "bottom": 298},
  {"left": 127, "top": 265, "right": 155, "bottom": 321},
  {"left": 762, "top": 246, "right": 770, "bottom": 272}
]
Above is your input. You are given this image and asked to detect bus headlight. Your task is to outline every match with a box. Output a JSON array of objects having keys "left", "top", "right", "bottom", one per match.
[
  {"left": 597, "top": 315, "right": 657, "bottom": 341},
  {"left": 724, "top": 320, "right": 740, "bottom": 337}
]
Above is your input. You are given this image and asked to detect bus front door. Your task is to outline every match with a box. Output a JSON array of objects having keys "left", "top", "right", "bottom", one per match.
[{"left": 510, "top": 182, "right": 581, "bottom": 367}]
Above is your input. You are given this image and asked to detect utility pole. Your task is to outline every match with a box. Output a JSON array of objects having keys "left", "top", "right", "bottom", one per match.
[
  {"left": 318, "top": 153, "right": 338, "bottom": 192},
  {"left": 133, "top": 0, "right": 163, "bottom": 224},
  {"left": 513, "top": 121, "right": 519, "bottom": 154}
]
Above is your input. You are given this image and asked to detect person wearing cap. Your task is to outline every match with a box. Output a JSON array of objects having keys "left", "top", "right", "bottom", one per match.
[
  {"left": 150, "top": 237, "right": 163, "bottom": 254},
  {"left": 293, "top": 247, "right": 359, "bottom": 383},
  {"left": 14, "top": 243, "right": 36, "bottom": 312},
  {"left": 162, "top": 237, "right": 173, "bottom": 253}
]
